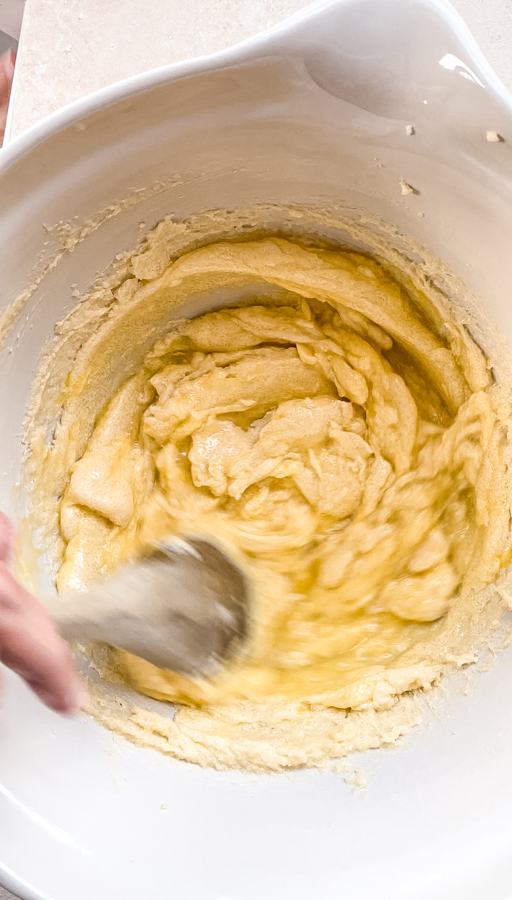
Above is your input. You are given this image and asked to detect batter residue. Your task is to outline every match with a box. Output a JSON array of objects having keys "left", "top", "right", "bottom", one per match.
[
  {"left": 53, "top": 237, "right": 511, "bottom": 711},
  {"left": 24, "top": 212, "right": 512, "bottom": 771}
]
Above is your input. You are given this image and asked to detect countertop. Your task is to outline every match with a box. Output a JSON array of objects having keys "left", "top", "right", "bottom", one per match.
[
  {"left": 1, "top": 0, "right": 512, "bottom": 898},
  {"left": 8, "top": 0, "right": 312, "bottom": 139}
]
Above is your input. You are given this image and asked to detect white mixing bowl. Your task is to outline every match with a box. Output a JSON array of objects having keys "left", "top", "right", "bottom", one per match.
[{"left": 1, "top": 1, "right": 512, "bottom": 897}]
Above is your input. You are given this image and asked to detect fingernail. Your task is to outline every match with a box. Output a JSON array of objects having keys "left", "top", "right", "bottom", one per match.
[{"left": 66, "top": 679, "right": 89, "bottom": 713}]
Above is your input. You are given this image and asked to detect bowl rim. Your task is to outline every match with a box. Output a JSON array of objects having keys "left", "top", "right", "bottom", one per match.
[{"left": 2, "top": 0, "right": 512, "bottom": 170}]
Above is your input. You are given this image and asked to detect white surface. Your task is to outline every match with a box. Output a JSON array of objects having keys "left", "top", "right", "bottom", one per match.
[
  {"left": 1, "top": 1, "right": 512, "bottom": 897},
  {"left": 8, "top": 0, "right": 512, "bottom": 138}
]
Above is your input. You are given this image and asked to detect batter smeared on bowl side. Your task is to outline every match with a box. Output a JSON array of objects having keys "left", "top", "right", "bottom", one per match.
[{"left": 25, "top": 212, "right": 512, "bottom": 770}]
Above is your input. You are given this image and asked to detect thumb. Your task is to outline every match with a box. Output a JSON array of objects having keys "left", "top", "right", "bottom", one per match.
[{"left": 0, "top": 564, "right": 87, "bottom": 713}]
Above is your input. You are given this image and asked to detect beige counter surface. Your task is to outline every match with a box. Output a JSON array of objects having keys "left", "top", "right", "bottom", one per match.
[{"left": 8, "top": 0, "right": 311, "bottom": 139}]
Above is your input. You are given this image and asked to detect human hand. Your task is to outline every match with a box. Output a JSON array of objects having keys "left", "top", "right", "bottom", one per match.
[
  {"left": 0, "top": 512, "right": 86, "bottom": 713},
  {"left": 0, "top": 49, "right": 15, "bottom": 147}
]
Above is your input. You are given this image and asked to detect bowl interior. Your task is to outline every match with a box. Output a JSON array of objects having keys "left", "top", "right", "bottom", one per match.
[{"left": 1, "top": 1, "right": 512, "bottom": 897}]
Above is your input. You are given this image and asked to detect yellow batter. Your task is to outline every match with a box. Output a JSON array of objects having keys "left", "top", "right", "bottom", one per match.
[{"left": 51, "top": 236, "right": 511, "bottom": 720}]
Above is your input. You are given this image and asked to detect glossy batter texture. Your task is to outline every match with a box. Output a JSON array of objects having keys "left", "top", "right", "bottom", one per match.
[{"left": 52, "top": 237, "right": 512, "bottom": 728}]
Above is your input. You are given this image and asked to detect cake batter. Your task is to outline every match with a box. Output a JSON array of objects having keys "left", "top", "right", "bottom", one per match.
[{"left": 24, "top": 212, "right": 512, "bottom": 770}]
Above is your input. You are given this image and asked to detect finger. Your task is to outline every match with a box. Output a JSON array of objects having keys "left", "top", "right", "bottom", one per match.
[
  {"left": 0, "top": 50, "right": 15, "bottom": 146},
  {"left": 0, "top": 512, "right": 14, "bottom": 565},
  {"left": 0, "top": 50, "right": 15, "bottom": 99},
  {"left": 2, "top": 613, "right": 86, "bottom": 713},
  {"left": 0, "top": 566, "right": 86, "bottom": 713},
  {"left": 8, "top": 632, "right": 86, "bottom": 714}
]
